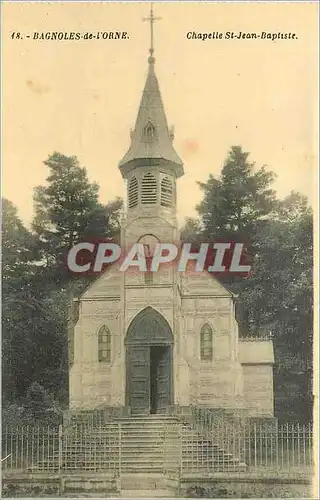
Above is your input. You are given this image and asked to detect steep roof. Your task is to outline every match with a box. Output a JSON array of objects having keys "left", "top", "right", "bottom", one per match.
[{"left": 119, "top": 56, "right": 184, "bottom": 177}]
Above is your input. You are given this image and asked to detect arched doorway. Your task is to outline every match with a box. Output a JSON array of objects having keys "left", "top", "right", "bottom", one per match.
[{"left": 125, "top": 307, "right": 174, "bottom": 415}]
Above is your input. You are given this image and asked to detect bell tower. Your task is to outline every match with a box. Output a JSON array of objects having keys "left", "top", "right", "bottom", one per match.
[{"left": 119, "top": 5, "right": 184, "bottom": 249}]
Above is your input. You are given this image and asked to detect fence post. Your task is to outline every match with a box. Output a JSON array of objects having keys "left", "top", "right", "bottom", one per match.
[
  {"left": 162, "top": 423, "right": 166, "bottom": 476},
  {"left": 179, "top": 424, "right": 183, "bottom": 479},
  {"left": 275, "top": 421, "right": 279, "bottom": 469},
  {"left": 118, "top": 422, "right": 122, "bottom": 481},
  {"left": 253, "top": 423, "right": 257, "bottom": 468},
  {"left": 58, "top": 425, "right": 64, "bottom": 496}
]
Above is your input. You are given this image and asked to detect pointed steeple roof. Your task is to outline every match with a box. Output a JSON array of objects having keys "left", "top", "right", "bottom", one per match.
[{"left": 119, "top": 7, "right": 184, "bottom": 178}]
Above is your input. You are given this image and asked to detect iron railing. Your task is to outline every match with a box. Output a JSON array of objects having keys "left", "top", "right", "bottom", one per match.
[
  {"left": 187, "top": 406, "right": 245, "bottom": 461},
  {"left": 178, "top": 407, "right": 313, "bottom": 473},
  {"left": 2, "top": 419, "right": 313, "bottom": 475},
  {"left": 179, "top": 422, "right": 313, "bottom": 473},
  {"left": 1, "top": 424, "right": 120, "bottom": 474}
]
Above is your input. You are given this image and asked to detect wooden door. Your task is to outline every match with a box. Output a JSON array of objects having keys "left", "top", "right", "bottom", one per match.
[
  {"left": 126, "top": 345, "right": 150, "bottom": 415},
  {"left": 156, "top": 346, "right": 172, "bottom": 412}
]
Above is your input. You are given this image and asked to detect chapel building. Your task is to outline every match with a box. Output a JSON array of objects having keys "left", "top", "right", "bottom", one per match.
[{"left": 68, "top": 29, "right": 274, "bottom": 419}]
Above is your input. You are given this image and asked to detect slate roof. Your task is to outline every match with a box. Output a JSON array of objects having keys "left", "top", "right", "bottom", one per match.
[{"left": 119, "top": 56, "right": 184, "bottom": 177}]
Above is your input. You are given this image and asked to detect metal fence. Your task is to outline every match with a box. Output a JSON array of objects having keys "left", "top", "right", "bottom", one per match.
[
  {"left": 180, "top": 421, "right": 313, "bottom": 473},
  {"left": 182, "top": 406, "right": 313, "bottom": 473},
  {"left": 2, "top": 419, "right": 313, "bottom": 475},
  {"left": 1, "top": 424, "right": 120, "bottom": 474}
]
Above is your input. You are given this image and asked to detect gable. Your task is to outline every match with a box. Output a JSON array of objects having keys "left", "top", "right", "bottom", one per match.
[
  {"left": 180, "top": 270, "right": 232, "bottom": 297},
  {"left": 80, "top": 264, "right": 122, "bottom": 300},
  {"left": 79, "top": 263, "right": 232, "bottom": 300}
]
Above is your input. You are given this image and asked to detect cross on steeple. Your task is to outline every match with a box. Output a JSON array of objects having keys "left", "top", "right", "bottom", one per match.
[{"left": 143, "top": 3, "right": 161, "bottom": 62}]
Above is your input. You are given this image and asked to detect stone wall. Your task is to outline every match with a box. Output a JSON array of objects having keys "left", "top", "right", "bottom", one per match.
[
  {"left": 242, "top": 364, "right": 274, "bottom": 416},
  {"left": 180, "top": 290, "right": 244, "bottom": 409},
  {"left": 2, "top": 471, "right": 313, "bottom": 498},
  {"left": 69, "top": 295, "right": 123, "bottom": 409},
  {"left": 2, "top": 472, "right": 119, "bottom": 497},
  {"left": 180, "top": 474, "right": 313, "bottom": 498}
]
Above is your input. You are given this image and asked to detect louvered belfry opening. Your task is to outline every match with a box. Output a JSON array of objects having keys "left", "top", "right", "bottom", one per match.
[
  {"left": 128, "top": 176, "right": 138, "bottom": 209},
  {"left": 160, "top": 176, "right": 173, "bottom": 207},
  {"left": 141, "top": 173, "right": 157, "bottom": 204}
]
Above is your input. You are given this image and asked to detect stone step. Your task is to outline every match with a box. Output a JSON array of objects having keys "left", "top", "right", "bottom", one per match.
[
  {"left": 119, "top": 420, "right": 177, "bottom": 425},
  {"left": 122, "top": 449, "right": 164, "bottom": 454},
  {"left": 121, "top": 431, "right": 167, "bottom": 434},
  {"left": 120, "top": 473, "right": 166, "bottom": 489},
  {"left": 121, "top": 489, "right": 174, "bottom": 497},
  {"left": 62, "top": 493, "right": 119, "bottom": 498},
  {"left": 122, "top": 459, "right": 165, "bottom": 465},
  {"left": 120, "top": 425, "right": 175, "bottom": 431},
  {"left": 121, "top": 454, "right": 163, "bottom": 459},
  {"left": 121, "top": 468, "right": 164, "bottom": 474},
  {"left": 122, "top": 445, "right": 165, "bottom": 448},
  {"left": 118, "top": 416, "right": 178, "bottom": 421},
  {"left": 121, "top": 428, "right": 169, "bottom": 432}
]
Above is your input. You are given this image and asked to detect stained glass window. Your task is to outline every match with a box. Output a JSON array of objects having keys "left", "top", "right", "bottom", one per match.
[{"left": 98, "top": 326, "right": 111, "bottom": 363}]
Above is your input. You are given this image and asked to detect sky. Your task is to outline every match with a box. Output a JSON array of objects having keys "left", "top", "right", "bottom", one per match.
[{"left": 2, "top": 1, "right": 318, "bottom": 225}]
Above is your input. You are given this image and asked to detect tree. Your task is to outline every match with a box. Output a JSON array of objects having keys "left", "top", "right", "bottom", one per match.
[
  {"left": 241, "top": 192, "right": 312, "bottom": 348},
  {"left": 259, "top": 194, "right": 312, "bottom": 423},
  {"left": 186, "top": 147, "right": 313, "bottom": 421},
  {"left": 32, "top": 152, "right": 122, "bottom": 284},
  {"left": 197, "top": 146, "right": 277, "bottom": 244},
  {"left": 180, "top": 217, "right": 202, "bottom": 243},
  {"left": 240, "top": 192, "right": 313, "bottom": 421},
  {"left": 2, "top": 199, "right": 69, "bottom": 403},
  {"left": 2, "top": 198, "right": 38, "bottom": 282},
  {"left": 2, "top": 199, "right": 39, "bottom": 402},
  {"left": 2, "top": 153, "right": 124, "bottom": 407}
]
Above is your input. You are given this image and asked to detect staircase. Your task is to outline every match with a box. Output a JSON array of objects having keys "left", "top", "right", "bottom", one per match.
[
  {"left": 25, "top": 414, "right": 248, "bottom": 496},
  {"left": 119, "top": 415, "right": 177, "bottom": 473},
  {"left": 180, "top": 426, "right": 246, "bottom": 472},
  {"left": 28, "top": 414, "right": 245, "bottom": 474}
]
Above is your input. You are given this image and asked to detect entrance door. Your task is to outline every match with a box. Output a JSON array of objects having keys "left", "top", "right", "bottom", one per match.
[
  {"left": 125, "top": 307, "right": 174, "bottom": 415},
  {"left": 150, "top": 346, "right": 172, "bottom": 414},
  {"left": 126, "top": 346, "right": 150, "bottom": 414}
]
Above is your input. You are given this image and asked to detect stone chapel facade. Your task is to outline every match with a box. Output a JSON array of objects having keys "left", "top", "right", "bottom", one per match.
[{"left": 69, "top": 46, "right": 274, "bottom": 418}]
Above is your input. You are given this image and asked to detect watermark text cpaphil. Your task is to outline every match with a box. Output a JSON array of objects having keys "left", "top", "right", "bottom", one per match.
[{"left": 67, "top": 242, "right": 252, "bottom": 276}]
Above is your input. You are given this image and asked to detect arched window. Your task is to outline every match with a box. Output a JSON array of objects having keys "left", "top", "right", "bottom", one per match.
[
  {"left": 160, "top": 177, "right": 173, "bottom": 207},
  {"left": 141, "top": 173, "right": 157, "bottom": 204},
  {"left": 143, "top": 121, "right": 156, "bottom": 143},
  {"left": 128, "top": 176, "right": 138, "bottom": 209},
  {"left": 98, "top": 326, "right": 111, "bottom": 362},
  {"left": 200, "top": 324, "right": 213, "bottom": 361}
]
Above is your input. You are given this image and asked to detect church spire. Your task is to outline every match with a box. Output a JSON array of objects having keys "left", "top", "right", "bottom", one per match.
[{"left": 119, "top": 4, "right": 184, "bottom": 178}]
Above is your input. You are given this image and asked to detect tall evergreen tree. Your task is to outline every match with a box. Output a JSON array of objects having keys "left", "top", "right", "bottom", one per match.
[
  {"left": 2, "top": 199, "right": 43, "bottom": 401},
  {"left": 181, "top": 147, "right": 313, "bottom": 421},
  {"left": 2, "top": 153, "right": 123, "bottom": 408},
  {"left": 32, "top": 151, "right": 122, "bottom": 284},
  {"left": 197, "top": 146, "right": 276, "bottom": 244}
]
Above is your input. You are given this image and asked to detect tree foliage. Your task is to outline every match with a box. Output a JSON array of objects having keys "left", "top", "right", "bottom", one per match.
[
  {"left": 33, "top": 152, "right": 122, "bottom": 283},
  {"left": 2, "top": 153, "right": 123, "bottom": 416},
  {"left": 197, "top": 146, "right": 277, "bottom": 242},
  {"left": 181, "top": 146, "right": 313, "bottom": 421}
]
